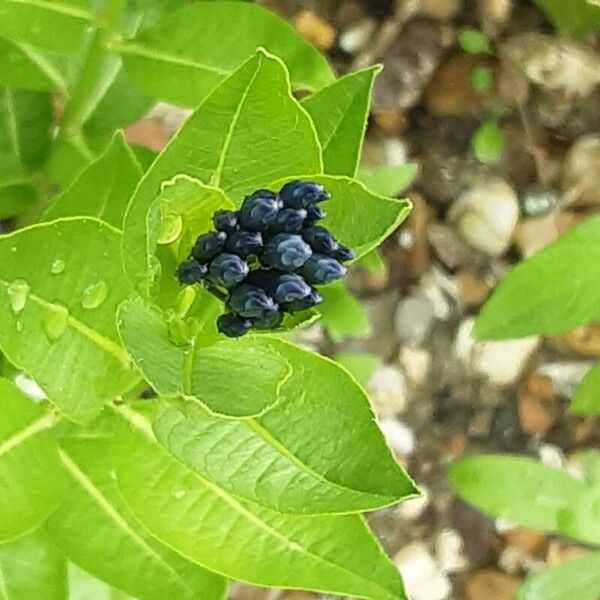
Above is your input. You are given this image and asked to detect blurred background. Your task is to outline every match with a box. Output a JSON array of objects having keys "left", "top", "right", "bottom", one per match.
[{"left": 105, "top": 0, "right": 600, "bottom": 598}]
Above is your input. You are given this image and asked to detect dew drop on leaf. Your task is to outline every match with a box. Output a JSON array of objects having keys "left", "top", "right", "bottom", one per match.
[
  {"left": 7, "top": 280, "right": 30, "bottom": 314},
  {"left": 51, "top": 259, "right": 66, "bottom": 274},
  {"left": 172, "top": 489, "right": 186, "bottom": 500},
  {"left": 81, "top": 281, "right": 108, "bottom": 309},
  {"left": 43, "top": 304, "right": 69, "bottom": 341},
  {"left": 157, "top": 213, "right": 183, "bottom": 245},
  {"left": 16, "top": 321, "right": 23, "bottom": 333}
]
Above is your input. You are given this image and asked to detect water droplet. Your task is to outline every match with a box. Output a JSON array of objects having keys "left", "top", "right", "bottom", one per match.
[
  {"left": 16, "top": 321, "right": 23, "bottom": 332},
  {"left": 7, "top": 280, "right": 30, "bottom": 314},
  {"left": 172, "top": 489, "right": 186, "bottom": 500},
  {"left": 157, "top": 213, "right": 183, "bottom": 245},
  {"left": 43, "top": 304, "right": 69, "bottom": 341},
  {"left": 81, "top": 281, "right": 108, "bottom": 309},
  {"left": 51, "top": 259, "right": 66, "bottom": 274}
]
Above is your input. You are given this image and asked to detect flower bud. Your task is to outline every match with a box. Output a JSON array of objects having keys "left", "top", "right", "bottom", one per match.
[
  {"left": 330, "top": 244, "right": 354, "bottom": 262},
  {"left": 225, "top": 230, "right": 263, "bottom": 257},
  {"left": 227, "top": 284, "right": 278, "bottom": 318},
  {"left": 301, "top": 254, "right": 347, "bottom": 285},
  {"left": 252, "top": 310, "right": 284, "bottom": 330},
  {"left": 283, "top": 287, "right": 323, "bottom": 313},
  {"left": 176, "top": 259, "right": 207, "bottom": 285},
  {"left": 305, "top": 204, "right": 325, "bottom": 224},
  {"left": 208, "top": 253, "right": 249, "bottom": 288},
  {"left": 279, "top": 180, "right": 330, "bottom": 209},
  {"left": 217, "top": 313, "right": 252, "bottom": 338},
  {"left": 268, "top": 208, "right": 307, "bottom": 233},
  {"left": 192, "top": 231, "right": 227, "bottom": 263},
  {"left": 213, "top": 210, "right": 239, "bottom": 233},
  {"left": 239, "top": 190, "right": 281, "bottom": 231},
  {"left": 302, "top": 225, "right": 339, "bottom": 254},
  {"left": 263, "top": 233, "right": 312, "bottom": 271}
]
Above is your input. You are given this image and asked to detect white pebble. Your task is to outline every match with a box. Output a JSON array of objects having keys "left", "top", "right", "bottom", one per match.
[
  {"left": 366, "top": 365, "right": 408, "bottom": 416},
  {"left": 339, "top": 17, "right": 377, "bottom": 54},
  {"left": 397, "top": 486, "right": 431, "bottom": 520},
  {"left": 399, "top": 347, "right": 431, "bottom": 386},
  {"left": 14, "top": 373, "right": 47, "bottom": 402},
  {"left": 539, "top": 443, "right": 566, "bottom": 470},
  {"left": 436, "top": 529, "right": 469, "bottom": 573},
  {"left": 378, "top": 417, "right": 416, "bottom": 456}
]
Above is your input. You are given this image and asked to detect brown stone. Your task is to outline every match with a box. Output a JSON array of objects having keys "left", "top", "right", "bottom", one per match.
[
  {"left": 281, "top": 592, "right": 318, "bottom": 600},
  {"left": 546, "top": 540, "right": 590, "bottom": 566},
  {"left": 456, "top": 269, "right": 492, "bottom": 307},
  {"left": 372, "top": 109, "right": 407, "bottom": 133},
  {"left": 504, "top": 527, "right": 547, "bottom": 555},
  {"left": 564, "top": 323, "right": 600, "bottom": 356},
  {"left": 444, "top": 433, "right": 468, "bottom": 459},
  {"left": 464, "top": 569, "right": 522, "bottom": 600},
  {"left": 517, "top": 374, "right": 557, "bottom": 435},
  {"left": 294, "top": 10, "right": 336, "bottom": 50}
]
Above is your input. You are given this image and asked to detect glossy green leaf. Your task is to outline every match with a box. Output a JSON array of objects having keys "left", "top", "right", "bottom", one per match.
[
  {"left": 472, "top": 119, "right": 503, "bottom": 163},
  {"left": 475, "top": 214, "right": 600, "bottom": 339},
  {"left": 302, "top": 66, "right": 379, "bottom": 176},
  {"left": 68, "top": 563, "right": 133, "bottom": 600},
  {"left": 271, "top": 175, "right": 412, "bottom": 261},
  {"left": 152, "top": 336, "right": 415, "bottom": 513},
  {"left": 515, "top": 552, "right": 600, "bottom": 600},
  {"left": 122, "top": 50, "right": 322, "bottom": 296},
  {"left": 44, "top": 133, "right": 143, "bottom": 228},
  {"left": 0, "top": 0, "right": 93, "bottom": 53},
  {"left": 112, "top": 403, "right": 408, "bottom": 599},
  {"left": 358, "top": 163, "right": 419, "bottom": 197},
  {"left": 532, "top": 0, "right": 600, "bottom": 37},
  {"left": 47, "top": 436, "right": 226, "bottom": 600},
  {"left": 457, "top": 28, "right": 491, "bottom": 53},
  {"left": 0, "top": 218, "right": 138, "bottom": 423},
  {"left": 0, "top": 529, "right": 67, "bottom": 599},
  {"left": 334, "top": 352, "right": 380, "bottom": 387},
  {"left": 0, "top": 378, "right": 67, "bottom": 542},
  {"left": 570, "top": 361, "right": 600, "bottom": 415},
  {"left": 318, "top": 280, "right": 371, "bottom": 342},
  {"left": 448, "top": 455, "right": 600, "bottom": 545},
  {"left": 116, "top": 2, "right": 334, "bottom": 106},
  {"left": 118, "top": 299, "right": 292, "bottom": 418}
]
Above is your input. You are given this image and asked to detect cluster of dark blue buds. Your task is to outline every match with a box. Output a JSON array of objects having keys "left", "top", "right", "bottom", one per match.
[{"left": 176, "top": 180, "right": 353, "bottom": 337}]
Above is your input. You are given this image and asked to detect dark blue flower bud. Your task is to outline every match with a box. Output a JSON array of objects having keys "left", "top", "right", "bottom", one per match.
[
  {"left": 262, "top": 233, "right": 312, "bottom": 271},
  {"left": 268, "top": 208, "right": 307, "bottom": 233},
  {"left": 330, "top": 244, "right": 354, "bottom": 263},
  {"left": 252, "top": 310, "right": 284, "bottom": 330},
  {"left": 213, "top": 210, "right": 239, "bottom": 233},
  {"left": 208, "top": 253, "right": 249, "bottom": 288},
  {"left": 239, "top": 190, "right": 281, "bottom": 231},
  {"left": 283, "top": 287, "right": 323, "bottom": 313},
  {"left": 176, "top": 259, "right": 207, "bottom": 285},
  {"left": 305, "top": 204, "right": 325, "bottom": 224},
  {"left": 192, "top": 231, "right": 227, "bottom": 262},
  {"left": 302, "top": 225, "right": 339, "bottom": 254},
  {"left": 249, "top": 271, "right": 311, "bottom": 304},
  {"left": 227, "top": 284, "right": 278, "bottom": 319},
  {"left": 279, "top": 180, "right": 330, "bottom": 209},
  {"left": 225, "top": 230, "right": 263, "bottom": 257},
  {"left": 301, "top": 254, "right": 347, "bottom": 285},
  {"left": 217, "top": 313, "right": 252, "bottom": 338}
]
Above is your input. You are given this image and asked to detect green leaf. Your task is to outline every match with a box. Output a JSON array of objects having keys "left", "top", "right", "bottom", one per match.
[
  {"left": 448, "top": 454, "right": 600, "bottom": 545},
  {"left": 457, "top": 28, "right": 491, "bottom": 53},
  {"left": 470, "top": 66, "right": 494, "bottom": 94},
  {"left": 0, "top": 218, "right": 138, "bottom": 423},
  {"left": 515, "top": 552, "right": 600, "bottom": 600},
  {"left": 0, "top": 378, "right": 67, "bottom": 542},
  {"left": 44, "top": 133, "right": 143, "bottom": 228},
  {"left": 472, "top": 119, "right": 503, "bottom": 163},
  {"left": 570, "top": 361, "right": 600, "bottom": 415},
  {"left": 358, "top": 249, "right": 386, "bottom": 273},
  {"left": 0, "top": 0, "right": 93, "bottom": 53},
  {"left": 47, "top": 436, "right": 226, "bottom": 600},
  {"left": 0, "top": 529, "right": 67, "bottom": 599},
  {"left": 112, "top": 403, "right": 408, "bottom": 599},
  {"left": 68, "top": 563, "right": 133, "bottom": 600},
  {"left": 116, "top": 2, "right": 334, "bottom": 106},
  {"left": 152, "top": 336, "right": 415, "bottom": 512},
  {"left": 334, "top": 352, "right": 380, "bottom": 387},
  {"left": 118, "top": 299, "right": 292, "bottom": 418},
  {"left": 122, "top": 50, "right": 322, "bottom": 297},
  {"left": 302, "top": 66, "right": 380, "bottom": 176},
  {"left": 318, "top": 280, "right": 371, "bottom": 342},
  {"left": 0, "top": 39, "right": 66, "bottom": 92},
  {"left": 532, "top": 0, "right": 600, "bottom": 37},
  {"left": 475, "top": 214, "right": 600, "bottom": 339},
  {"left": 271, "top": 175, "right": 412, "bottom": 261},
  {"left": 358, "top": 163, "right": 419, "bottom": 197}
]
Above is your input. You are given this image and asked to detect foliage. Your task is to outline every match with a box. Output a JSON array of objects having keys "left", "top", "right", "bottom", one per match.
[
  {"left": 0, "top": 2, "right": 415, "bottom": 597},
  {"left": 532, "top": 0, "right": 600, "bottom": 37}
]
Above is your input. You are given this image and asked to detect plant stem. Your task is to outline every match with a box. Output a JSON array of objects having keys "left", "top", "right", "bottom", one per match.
[{"left": 204, "top": 284, "right": 228, "bottom": 303}]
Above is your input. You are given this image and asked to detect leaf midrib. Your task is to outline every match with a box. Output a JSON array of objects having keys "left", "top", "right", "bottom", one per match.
[
  {"left": 3, "top": 89, "right": 20, "bottom": 165},
  {"left": 0, "top": 411, "right": 57, "bottom": 457},
  {"left": 6, "top": 0, "right": 94, "bottom": 21}
]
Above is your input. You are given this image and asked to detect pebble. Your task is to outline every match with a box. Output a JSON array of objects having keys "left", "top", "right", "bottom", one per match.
[
  {"left": 399, "top": 346, "right": 431, "bottom": 386},
  {"left": 436, "top": 528, "right": 469, "bottom": 573},
  {"left": 378, "top": 417, "right": 416, "bottom": 456},
  {"left": 514, "top": 212, "right": 579, "bottom": 257},
  {"left": 366, "top": 364, "right": 408, "bottom": 416},
  {"left": 394, "top": 541, "right": 452, "bottom": 600},
  {"left": 464, "top": 569, "right": 521, "bottom": 600},
  {"left": 455, "top": 319, "right": 540, "bottom": 385},
  {"left": 520, "top": 186, "right": 559, "bottom": 217},
  {"left": 338, "top": 16, "right": 376, "bottom": 54},
  {"left": 294, "top": 10, "right": 336, "bottom": 51},
  {"left": 546, "top": 540, "right": 590, "bottom": 566},
  {"left": 455, "top": 269, "right": 492, "bottom": 307},
  {"left": 397, "top": 486, "right": 431, "bottom": 521},
  {"left": 562, "top": 134, "right": 600, "bottom": 207},
  {"left": 448, "top": 178, "right": 520, "bottom": 256},
  {"left": 13, "top": 374, "right": 47, "bottom": 402},
  {"left": 394, "top": 293, "right": 435, "bottom": 345},
  {"left": 538, "top": 443, "right": 566, "bottom": 470},
  {"left": 478, "top": 0, "right": 512, "bottom": 36},
  {"left": 418, "top": 0, "right": 462, "bottom": 21},
  {"left": 382, "top": 137, "right": 409, "bottom": 166},
  {"left": 428, "top": 222, "right": 473, "bottom": 269},
  {"left": 517, "top": 373, "right": 557, "bottom": 435},
  {"left": 563, "top": 323, "right": 600, "bottom": 356},
  {"left": 498, "top": 544, "right": 545, "bottom": 575},
  {"left": 504, "top": 527, "right": 547, "bottom": 555},
  {"left": 537, "top": 361, "right": 594, "bottom": 397}
]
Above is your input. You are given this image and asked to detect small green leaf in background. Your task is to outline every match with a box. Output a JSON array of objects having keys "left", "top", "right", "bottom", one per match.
[
  {"left": 112, "top": 403, "right": 408, "bottom": 600},
  {"left": 475, "top": 213, "right": 600, "bottom": 339},
  {"left": 69, "top": 563, "right": 133, "bottom": 600},
  {"left": 358, "top": 249, "right": 386, "bottom": 273},
  {"left": 318, "top": 280, "right": 371, "bottom": 342},
  {"left": 457, "top": 28, "right": 491, "bottom": 54},
  {"left": 0, "top": 529, "right": 67, "bottom": 599},
  {"left": 118, "top": 300, "right": 291, "bottom": 418},
  {"left": 0, "top": 218, "right": 138, "bottom": 423},
  {"left": 116, "top": 2, "right": 334, "bottom": 106},
  {"left": 123, "top": 50, "right": 322, "bottom": 296},
  {"left": 47, "top": 436, "right": 226, "bottom": 600},
  {"left": 448, "top": 454, "right": 600, "bottom": 545},
  {"left": 44, "top": 133, "right": 143, "bottom": 228},
  {"left": 570, "top": 361, "right": 600, "bottom": 415},
  {"left": 334, "top": 352, "right": 380, "bottom": 387},
  {"left": 532, "top": 0, "right": 600, "bottom": 37},
  {"left": 302, "top": 66, "right": 380, "bottom": 176},
  {"left": 515, "top": 551, "right": 600, "bottom": 600},
  {"left": 472, "top": 119, "right": 504, "bottom": 163},
  {"left": 358, "top": 163, "right": 419, "bottom": 198},
  {"left": 0, "top": 378, "right": 66, "bottom": 542},
  {"left": 470, "top": 66, "right": 494, "bottom": 94}
]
